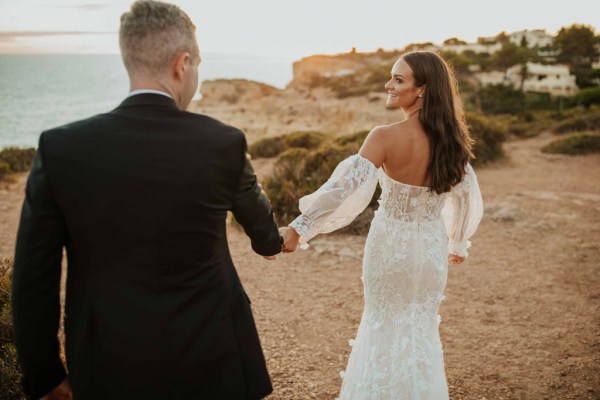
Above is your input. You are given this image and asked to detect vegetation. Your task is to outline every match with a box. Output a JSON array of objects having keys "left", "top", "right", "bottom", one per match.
[
  {"left": 282, "top": 131, "right": 328, "bottom": 150},
  {"left": 552, "top": 109, "right": 600, "bottom": 134},
  {"left": 574, "top": 86, "right": 600, "bottom": 108},
  {"left": 542, "top": 133, "right": 600, "bottom": 155},
  {"left": 249, "top": 132, "right": 330, "bottom": 159},
  {"left": 248, "top": 137, "right": 286, "bottom": 158},
  {"left": 467, "top": 113, "right": 507, "bottom": 165},
  {"left": 555, "top": 24, "right": 600, "bottom": 87},
  {"left": 0, "top": 147, "right": 36, "bottom": 181},
  {"left": 0, "top": 258, "right": 23, "bottom": 400}
]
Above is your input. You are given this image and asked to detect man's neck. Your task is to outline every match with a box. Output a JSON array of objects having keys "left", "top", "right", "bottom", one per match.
[{"left": 129, "top": 80, "right": 180, "bottom": 107}]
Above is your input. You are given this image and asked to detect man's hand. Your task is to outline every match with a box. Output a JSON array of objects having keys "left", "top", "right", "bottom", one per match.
[
  {"left": 449, "top": 254, "right": 465, "bottom": 265},
  {"left": 279, "top": 227, "right": 300, "bottom": 253},
  {"left": 41, "top": 378, "right": 72, "bottom": 400}
]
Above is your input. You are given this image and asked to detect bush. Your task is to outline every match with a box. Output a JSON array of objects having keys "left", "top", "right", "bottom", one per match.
[
  {"left": 574, "top": 86, "right": 600, "bottom": 108},
  {"left": 0, "top": 163, "right": 9, "bottom": 182},
  {"left": 552, "top": 111, "right": 600, "bottom": 134},
  {"left": 0, "top": 258, "right": 24, "bottom": 399},
  {"left": 466, "top": 113, "right": 507, "bottom": 165},
  {"left": 248, "top": 137, "right": 286, "bottom": 159},
  {"left": 282, "top": 131, "right": 328, "bottom": 150},
  {"left": 333, "top": 130, "right": 370, "bottom": 148},
  {"left": 477, "top": 85, "right": 525, "bottom": 114},
  {"left": 541, "top": 133, "right": 600, "bottom": 155},
  {"left": 0, "top": 148, "right": 36, "bottom": 173}
]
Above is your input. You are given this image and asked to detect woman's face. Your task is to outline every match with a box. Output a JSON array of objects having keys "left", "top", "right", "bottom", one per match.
[{"left": 384, "top": 58, "right": 422, "bottom": 109}]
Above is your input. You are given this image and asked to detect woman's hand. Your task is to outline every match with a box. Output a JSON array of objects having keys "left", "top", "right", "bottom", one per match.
[
  {"left": 448, "top": 254, "right": 465, "bottom": 265},
  {"left": 279, "top": 227, "right": 300, "bottom": 253}
]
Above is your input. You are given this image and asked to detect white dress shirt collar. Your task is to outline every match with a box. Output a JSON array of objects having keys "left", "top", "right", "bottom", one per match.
[{"left": 126, "top": 89, "right": 173, "bottom": 99}]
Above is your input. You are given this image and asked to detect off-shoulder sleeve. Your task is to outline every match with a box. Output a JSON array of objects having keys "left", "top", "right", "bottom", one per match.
[
  {"left": 441, "top": 163, "right": 484, "bottom": 257},
  {"left": 289, "top": 154, "right": 378, "bottom": 244}
]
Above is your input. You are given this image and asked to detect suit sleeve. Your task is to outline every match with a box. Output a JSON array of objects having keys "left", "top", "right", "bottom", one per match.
[
  {"left": 11, "top": 132, "right": 67, "bottom": 399},
  {"left": 231, "top": 134, "right": 281, "bottom": 256}
]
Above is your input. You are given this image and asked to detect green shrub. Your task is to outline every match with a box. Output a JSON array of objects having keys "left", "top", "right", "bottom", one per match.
[
  {"left": 467, "top": 113, "right": 507, "bottom": 165},
  {"left": 248, "top": 137, "right": 286, "bottom": 159},
  {"left": 282, "top": 131, "right": 328, "bottom": 150},
  {"left": 0, "top": 147, "right": 36, "bottom": 173},
  {"left": 553, "top": 111, "right": 600, "bottom": 134},
  {"left": 541, "top": 133, "right": 600, "bottom": 155},
  {"left": 0, "top": 258, "right": 24, "bottom": 399},
  {"left": 333, "top": 130, "right": 370, "bottom": 148},
  {"left": 575, "top": 86, "right": 600, "bottom": 108},
  {"left": 0, "top": 163, "right": 9, "bottom": 182}
]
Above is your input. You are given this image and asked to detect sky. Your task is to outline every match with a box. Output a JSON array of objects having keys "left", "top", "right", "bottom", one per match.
[{"left": 0, "top": 0, "right": 598, "bottom": 59}]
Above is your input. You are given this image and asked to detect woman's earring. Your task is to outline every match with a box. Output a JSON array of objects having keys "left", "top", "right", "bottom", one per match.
[{"left": 418, "top": 94, "right": 423, "bottom": 98}]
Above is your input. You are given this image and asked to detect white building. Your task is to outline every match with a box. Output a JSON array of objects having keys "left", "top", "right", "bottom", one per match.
[
  {"left": 509, "top": 29, "right": 554, "bottom": 48},
  {"left": 439, "top": 42, "right": 502, "bottom": 54},
  {"left": 506, "top": 62, "right": 578, "bottom": 96},
  {"left": 476, "top": 71, "right": 507, "bottom": 86}
]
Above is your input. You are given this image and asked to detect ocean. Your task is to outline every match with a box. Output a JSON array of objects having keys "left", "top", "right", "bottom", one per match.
[{"left": 0, "top": 53, "right": 294, "bottom": 148}]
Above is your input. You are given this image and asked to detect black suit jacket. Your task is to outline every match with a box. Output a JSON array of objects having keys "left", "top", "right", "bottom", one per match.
[{"left": 11, "top": 94, "right": 281, "bottom": 400}]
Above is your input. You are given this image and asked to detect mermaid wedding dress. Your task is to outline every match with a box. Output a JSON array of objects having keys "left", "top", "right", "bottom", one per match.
[{"left": 289, "top": 154, "right": 483, "bottom": 399}]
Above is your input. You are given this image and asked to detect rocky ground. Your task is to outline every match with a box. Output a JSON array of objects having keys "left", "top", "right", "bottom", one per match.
[{"left": 1, "top": 133, "right": 599, "bottom": 399}]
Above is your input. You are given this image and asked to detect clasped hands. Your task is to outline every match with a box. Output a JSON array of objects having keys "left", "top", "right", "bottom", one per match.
[{"left": 262, "top": 227, "right": 300, "bottom": 260}]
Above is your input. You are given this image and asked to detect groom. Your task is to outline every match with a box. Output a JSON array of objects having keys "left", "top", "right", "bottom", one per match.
[{"left": 11, "top": 1, "right": 282, "bottom": 399}]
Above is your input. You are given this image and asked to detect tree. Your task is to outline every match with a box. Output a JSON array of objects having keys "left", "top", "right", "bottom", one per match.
[
  {"left": 555, "top": 24, "right": 597, "bottom": 66},
  {"left": 555, "top": 24, "right": 599, "bottom": 86},
  {"left": 494, "top": 31, "right": 510, "bottom": 44},
  {"left": 490, "top": 43, "right": 533, "bottom": 69}
]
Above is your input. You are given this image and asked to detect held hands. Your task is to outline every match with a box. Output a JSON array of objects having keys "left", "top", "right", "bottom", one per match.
[
  {"left": 262, "top": 227, "right": 301, "bottom": 260},
  {"left": 280, "top": 227, "right": 300, "bottom": 253},
  {"left": 448, "top": 254, "right": 465, "bottom": 265}
]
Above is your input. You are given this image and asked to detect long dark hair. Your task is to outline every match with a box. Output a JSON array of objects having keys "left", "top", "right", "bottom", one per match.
[{"left": 402, "top": 51, "right": 474, "bottom": 194}]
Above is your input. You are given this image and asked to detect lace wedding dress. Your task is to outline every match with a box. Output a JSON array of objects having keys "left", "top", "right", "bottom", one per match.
[{"left": 289, "top": 154, "right": 483, "bottom": 400}]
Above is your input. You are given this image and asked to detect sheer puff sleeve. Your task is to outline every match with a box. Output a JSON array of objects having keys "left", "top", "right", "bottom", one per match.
[
  {"left": 289, "top": 154, "right": 378, "bottom": 245},
  {"left": 441, "top": 163, "right": 484, "bottom": 257}
]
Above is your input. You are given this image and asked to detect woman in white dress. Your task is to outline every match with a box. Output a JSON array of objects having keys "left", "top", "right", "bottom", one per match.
[{"left": 279, "top": 51, "right": 484, "bottom": 399}]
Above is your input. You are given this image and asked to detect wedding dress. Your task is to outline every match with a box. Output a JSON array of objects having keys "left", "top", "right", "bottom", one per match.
[{"left": 289, "top": 154, "right": 483, "bottom": 400}]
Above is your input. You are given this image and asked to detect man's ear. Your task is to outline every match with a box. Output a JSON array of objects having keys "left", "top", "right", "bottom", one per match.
[{"left": 172, "top": 52, "right": 191, "bottom": 81}]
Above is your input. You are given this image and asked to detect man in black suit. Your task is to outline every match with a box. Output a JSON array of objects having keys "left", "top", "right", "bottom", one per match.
[{"left": 11, "top": 1, "right": 282, "bottom": 399}]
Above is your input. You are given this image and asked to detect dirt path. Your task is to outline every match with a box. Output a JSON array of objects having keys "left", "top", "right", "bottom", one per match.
[{"left": 1, "top": 133, "right": 598, "bottom": 399}]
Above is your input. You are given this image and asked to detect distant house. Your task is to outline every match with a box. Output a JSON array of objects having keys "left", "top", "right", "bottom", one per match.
[
  {"left": 475, "top": 71, "right": 507, "bottom": 86},
  {"left": 439, "top": 42, "right": 502, "bottom": 54},
  {"left": 509, "top": 29, "right": 554, "bottom": 48},
  {"left": 506, "top": 62, "right": 578, "bottom": 96}
]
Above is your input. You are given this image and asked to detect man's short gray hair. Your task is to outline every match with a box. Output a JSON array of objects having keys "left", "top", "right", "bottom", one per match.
[{"left": 119, "top": 0, "right": 197, "bottom": 76}]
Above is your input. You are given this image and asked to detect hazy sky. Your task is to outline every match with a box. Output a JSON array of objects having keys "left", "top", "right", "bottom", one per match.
[{"left": 0, "top": 0, "right": 598, "bottom": 59}]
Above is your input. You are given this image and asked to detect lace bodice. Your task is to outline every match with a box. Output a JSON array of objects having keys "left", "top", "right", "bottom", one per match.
[
  {"left": 289, "top": 154, "right": 483, "bottom": 257},
  {"left": 377, "top": 170, "right": 446, "bottom": 222}
]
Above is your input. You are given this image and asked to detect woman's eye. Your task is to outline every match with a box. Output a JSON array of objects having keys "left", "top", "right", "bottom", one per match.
[{"left": 396, "top": 79, "right": 402, "bottom": 83}]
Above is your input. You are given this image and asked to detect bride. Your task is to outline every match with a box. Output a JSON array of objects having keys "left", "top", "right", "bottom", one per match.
[{"left": 279, "top": 51, "right": 484, "bottom": 399}]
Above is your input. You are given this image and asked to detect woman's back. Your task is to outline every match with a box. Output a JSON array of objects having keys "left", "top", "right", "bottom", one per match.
[
  {"left": 381, "top": 119, "right": 431, "bottom": 188},
  {"left": 359, "top": 117, "right": 432, "bottom": 188}
]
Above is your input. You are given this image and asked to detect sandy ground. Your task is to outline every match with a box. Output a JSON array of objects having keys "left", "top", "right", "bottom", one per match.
[{"left": 1, "top": 133, "right": 599, "bottom": 399}]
